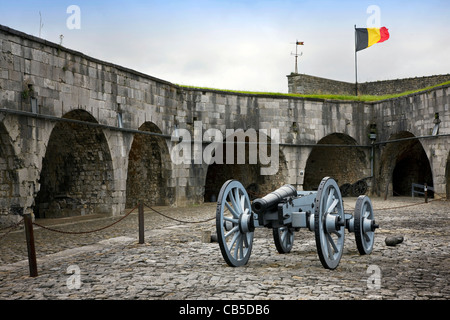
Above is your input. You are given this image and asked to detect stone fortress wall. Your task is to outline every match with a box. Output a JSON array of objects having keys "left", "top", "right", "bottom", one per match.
[
  {"left": 0, "top": 24, "right": 449, "bottom": 226},
  {"left": 287, "top": 73, "right": 450, "bottom": 96}
]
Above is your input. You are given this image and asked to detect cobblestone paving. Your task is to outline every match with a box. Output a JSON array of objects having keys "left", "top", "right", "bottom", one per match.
[{"left": 0, "top": 198, "right": 449, "bottom": 301}]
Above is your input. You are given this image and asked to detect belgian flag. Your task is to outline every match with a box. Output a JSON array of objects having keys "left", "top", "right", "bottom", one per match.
[{"left": 355, "top": 27, "right": 389, "bottom": 51}]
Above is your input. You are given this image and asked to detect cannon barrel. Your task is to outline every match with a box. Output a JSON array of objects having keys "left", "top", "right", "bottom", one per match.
[{"left": 251, "top": 184, "right": 297, "bottom": 214}]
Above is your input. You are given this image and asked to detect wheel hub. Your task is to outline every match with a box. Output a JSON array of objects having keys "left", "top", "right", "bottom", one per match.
[{"left": 239, "top": 210, "right": 254, "bottom": 233}]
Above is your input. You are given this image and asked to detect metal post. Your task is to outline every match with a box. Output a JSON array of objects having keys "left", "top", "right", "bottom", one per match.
[
  {"left": 424, "top": 183, "right": 428, "bottom": 203},
  {"left": 23, "top": 213, "right": 38, "bottom": 277},
  {"left": 138, "top": 201, "right": 144, "bottom": 244},
  {"left": 370, "top": 142, "right": 374, "bottom": 177}
]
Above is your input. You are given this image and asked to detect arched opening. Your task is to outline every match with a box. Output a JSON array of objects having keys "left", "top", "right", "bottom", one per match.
[
  {"left": 204, "top": 130, "right": 288, "bottom": 202},
  {"left": 0, "top": 122, "right": 21, "bottom": 224},
  {"left": 126, "top": 122, "right": 173, "bottom": 207},
  {"left": 303, "top": 133, "right": 369, "bottom": 192},
  {"left": 392, "top": 145, "right": 433, "bottom": 197},
  {"left": 379, "top": 131, "right": 433, "bottom": 197},
  {"left": 34, "top": 110, "right": 114, "bottom": 218}
]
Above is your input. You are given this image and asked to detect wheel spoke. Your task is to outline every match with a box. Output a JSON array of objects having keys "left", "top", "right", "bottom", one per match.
[
  {"left": 327, "top": 199, "right": 339, "bottom": 214},
  {"left": 224, "top": 216, "right": 238, "bottom": 224},
  {"left": 234, "top": 234, "right": 243, "bottom": 259},
  {"left": 286, "top": 233, "right": 292, "bottom": 247},
  {"left": 285, "top": 233, "right": 290, "bottom": 246},
  {"left": 326, "top": 233, "right": 339, "bottom": 255},
  {"left": 225, "top": 201, "right": 239, "bottom": 219},
  {"left": 243, "top": 232, "right": 249, "bottom": 248},
  {"left": 280, "top": 229, "right": 286, "bottom": 242},
  {"left": 234, "top": 188, "right": 242, "bottom": 213},
  {"left": 240, "top": 192, "right": 246, "bottom": 213},
  {"left": 331, "top": 229, "right": 342, "bottom": 237},
  {"left": 229, "top": 230, "right": 240, "bottom": 248},
  {"left": 364, "top": 231, "right": 372, "bottom": 243},
  {"left": 229, "top": 190, "right": 240, "bottom": 215},
  {"left": 225, "top": 226, "right": 239, "bottom": 239},
  {"left": 363, "top": 205, "right": 371, "bottom": 218},
  {"left": 326, "top": 188, "right": 335, "bottom": 209}
]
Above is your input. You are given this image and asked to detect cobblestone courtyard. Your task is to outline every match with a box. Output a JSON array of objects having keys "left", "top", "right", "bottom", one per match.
[{"left": 0, "top": 197, "right": 449, "bottom": 302}]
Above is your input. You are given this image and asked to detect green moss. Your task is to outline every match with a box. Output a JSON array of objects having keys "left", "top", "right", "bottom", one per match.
[{"left": 177, "top": 81, "right": 450, "bottom": 102}]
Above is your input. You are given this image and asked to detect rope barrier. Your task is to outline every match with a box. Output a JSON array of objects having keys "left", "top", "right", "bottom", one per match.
[
  {"left": 0, "top": 197, "right": 434, "bottom": 240},
  {"left": 0, "top": 196, "right": 439, "bottom": 278},
  {"left": 372, "top": 200, "right": 434, "bottom": 211},
  {"left": 144, "top": 203, "right": 216, "bottom": 224},
  {"left": 344, "top": 198, "right": 434, "bottom": 214},
  {"left": 1, "top": 202, "right": 214, "bottom": 242},
  {"left": 31, "top": 205, "right": 139, "bottom": 234},
  {"left": 0, "top": 218, "right": 24, "bottom": 241}
]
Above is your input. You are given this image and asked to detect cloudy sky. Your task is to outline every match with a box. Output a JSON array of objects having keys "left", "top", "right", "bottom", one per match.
[{"left": 1, "top": 0, "right": 449, "bottom": 93}]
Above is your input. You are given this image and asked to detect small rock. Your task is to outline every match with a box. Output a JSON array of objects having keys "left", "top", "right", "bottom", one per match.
[
  {"left": 385, "top": 236, "right": 404, "bottom": 246},
  {"left": 201, "top": 231, "right": 212, "bottom": 243}
]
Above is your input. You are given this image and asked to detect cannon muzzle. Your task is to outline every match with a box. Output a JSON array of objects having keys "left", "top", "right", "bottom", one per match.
[{"left": 252, "top": 184, "right": 297, "bottom": 214}]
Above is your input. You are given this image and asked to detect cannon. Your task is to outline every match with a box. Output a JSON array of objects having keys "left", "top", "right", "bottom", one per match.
[{"left": 215, "top": 177, "right": 379, "bottom": 269}]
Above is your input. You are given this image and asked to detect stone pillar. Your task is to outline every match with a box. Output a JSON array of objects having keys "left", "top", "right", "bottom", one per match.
[
  {"left": 423, "top": 139, "right": 450, "bottom": 199},
  {"left": 106, "top": 130, "right": 131, "bottom": 215}
]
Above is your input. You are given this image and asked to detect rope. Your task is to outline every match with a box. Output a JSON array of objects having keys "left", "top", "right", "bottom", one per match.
[
  {"left": 144, "top": 203, "right": 216, "bottom": 224},
  {"left": 0, "top": 218, "right": 24, "bottom": 231},
  {"left": 1, "top": 203, "right": 213, "bottom": 240},
  {"left": 372, "top": 200, "right": 434, "bottom": 211},
  {"left": 0, "top": 197, "right": 434, "bottom": 239},
  {"left": 344, "top": 199, "right": 433, "bottom": 213},
  {"left": 0, "top": 218, "right": 24, "bottom": 241},
  {"left": 31, "top": 205, "right": 138, "bottom": 234}
]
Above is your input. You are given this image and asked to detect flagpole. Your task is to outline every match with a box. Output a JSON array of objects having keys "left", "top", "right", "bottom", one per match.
[
  {"left": 291, "top": 41, "right": 303, "bottom": 74},
  {"left": 295, "top": 40, "right": 298, "bottom": 74},
  {"left": 354, "top": 25, "right": 358, "bottom": 96}
]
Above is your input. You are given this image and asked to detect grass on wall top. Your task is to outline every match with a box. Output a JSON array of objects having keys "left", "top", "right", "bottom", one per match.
[{"left": 177, "top": 81, "right": 450, "bottom": 102}]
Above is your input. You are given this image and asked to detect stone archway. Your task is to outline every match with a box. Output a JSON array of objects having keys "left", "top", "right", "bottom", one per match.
[
  {"left": 378, "top": 131, "right": 433, "bottom": 197},
  {"left": 0, "top": 122, "right": 21, "bottom": 225},
  {"left": 34, "top": 110, "right": 115, "bottom": 218},
  {"left": 204, "top": 130, "right": 288, "bottom": 202},
  {"left": 303, "top": 133, "right": 369, "bottom": 191},
  {"left": 125, "top": 122, "right": 173, "bottom": 207}
]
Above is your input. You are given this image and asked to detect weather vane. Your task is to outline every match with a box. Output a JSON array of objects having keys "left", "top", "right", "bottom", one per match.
[{"left": 291, "top": 40, "right": 304, "bottom": 74}]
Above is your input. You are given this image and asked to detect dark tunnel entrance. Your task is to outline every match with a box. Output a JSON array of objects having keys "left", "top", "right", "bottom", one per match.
[
  {"left": 392, "top": 147, "right": 433, "bottom": 197},
  {"left": 34, "top": 110, "right": 114, "bottom": 218},
  {"left": 125, "top": 122, "right": 173, "bottom": 208},
  {"left": 380, "top": 131, "right": 434, "bottom": 197},
  {"left": 204, "top": 131, "right": 288, "bottom": 202},
  {"left": 303, "top": 133, "right": 369, "bottom": 192}
]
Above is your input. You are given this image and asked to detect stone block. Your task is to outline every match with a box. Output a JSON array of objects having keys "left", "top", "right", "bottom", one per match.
[
  {"left": 0, "top": 70, "right": 8, "bottom": 79},
  {"left": 30, "top": 60, "right": 42, "bottom": 76}
]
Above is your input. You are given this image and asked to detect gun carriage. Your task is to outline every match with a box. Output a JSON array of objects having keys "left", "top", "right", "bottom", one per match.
[{"left": 215, "top": 177, "right": 378, "bottom": 269}]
